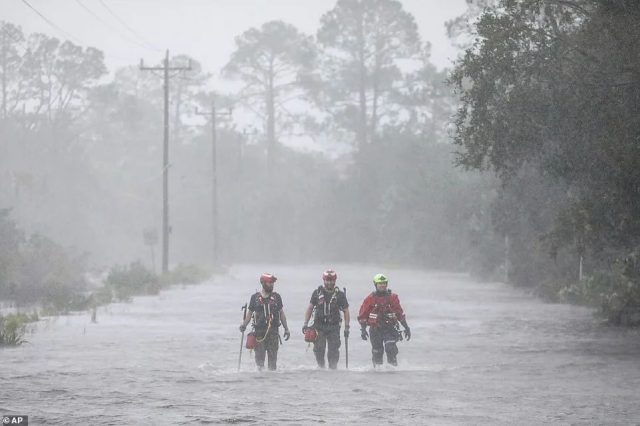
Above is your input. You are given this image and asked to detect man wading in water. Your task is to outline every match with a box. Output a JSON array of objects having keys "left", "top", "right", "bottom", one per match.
[
  {"left": 358, "top": 273, "right": 411, "bottom": 366},
  {"left": 302, "top": 269, "right": 350, "bottom": 369},
  {"left": 239, "top": 273, "right": 290, "bottom": 370}
]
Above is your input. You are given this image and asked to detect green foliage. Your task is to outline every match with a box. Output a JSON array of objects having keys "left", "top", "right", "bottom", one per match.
[
  {"left": 105, "top": 261, "right": 159, "bottom": 302},
  {"left": 450, "top": 0, "right": 640, "bottom": 320},
  {"left": 91, "top": 285, "right": 113, "bottom": 306},
  {"left": 1, "top": 6, "right": 501, "bottom": 303},
  {"left": 0, "top": 208, "right": 24, "bottom": 301},
  {"left": 222, "top": 20, "right": 316, "bottom": 157},
  {"left": 103, "top": 262, "right": 209, "bottom": 302},
  {"left": 558, "top": 263, "right": 640, "bottom": 326},
  {"left": 3, "top": 7, "right": 491, "bottom": 275},
  {"left": 0, "top": 209, "right": 88, "bottom": 313},
  {"left": 0, "top": 312, "right": 37, "bottom": 347},
  {"left": 160, "top": 263, "right": 210, "bottom": 286},
  {"left": 20, "top": 34, "right": 107, "bottom": 128},
  {"left": 19, "top": 234, "right": 89, "bottom": 312},
  {"left": 308, "top": 130, "right": 500, "bottom": 268},
  {"left": 315, "top": 0, "right": 423, "bottom": 147}
]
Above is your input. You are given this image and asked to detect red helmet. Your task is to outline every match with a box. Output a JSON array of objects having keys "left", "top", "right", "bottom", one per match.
[
  {"left": 260, "top": 273, "right": 277, "bottom": 284},
  {"left": 322, "top": 269, "right": 337, "bottom": 282}
]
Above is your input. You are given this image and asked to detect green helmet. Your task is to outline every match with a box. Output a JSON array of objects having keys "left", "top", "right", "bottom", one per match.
[{"left": 373, "top": 273, "right": 388, "bottom": 285}]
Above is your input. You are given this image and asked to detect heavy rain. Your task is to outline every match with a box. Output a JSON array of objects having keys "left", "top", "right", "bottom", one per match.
[{"left": 1, "top": 1, "right": 640, "bottom": 425}]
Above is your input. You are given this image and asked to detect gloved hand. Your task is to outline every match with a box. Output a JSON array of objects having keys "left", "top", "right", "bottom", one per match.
[
  {"left": 239, "top": 324, "right": 246, "bottom": 332},
  {"left": 302, "top": 325, "right": 309, "bottom": 334},
  {"left": 360, "top": 327, "right": 368, "bottom": 341},
  {"left": 403, "top": 327, "right": 411, "bottom": 341},
  {"left": 344, "top": 327, "right": 350, "bottom": 339},
  {"left": 283, "top": 329, "right": 291, "bottom": 341}
]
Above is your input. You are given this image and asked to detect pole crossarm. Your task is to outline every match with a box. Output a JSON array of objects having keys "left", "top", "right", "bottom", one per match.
[
  {"left": 140, "top": 65, "right": 194, "bottom": 72},
  {"left": 139, "top": 56, "right": 192, "bottom": 72}
]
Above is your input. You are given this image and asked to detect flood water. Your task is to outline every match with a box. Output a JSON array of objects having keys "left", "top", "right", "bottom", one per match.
[{"left": 2, "top": 264, "right": 640, "bottom": 425}]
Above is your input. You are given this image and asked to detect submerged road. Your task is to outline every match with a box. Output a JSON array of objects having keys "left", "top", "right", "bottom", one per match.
[{"left": 2, "top": 264, "right": 640, "bottom": 425}]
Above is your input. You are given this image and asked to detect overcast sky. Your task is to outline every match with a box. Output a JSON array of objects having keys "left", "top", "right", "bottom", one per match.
[{"left": 2, "top": 0, "right": 468, "bottom": 75}]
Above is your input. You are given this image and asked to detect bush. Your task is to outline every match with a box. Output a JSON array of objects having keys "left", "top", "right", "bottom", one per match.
[
  {"left": 103, "top": 262, "right": 210, "bottom": 302},
  {"left": 0, "top": 312, "right": 37, "bottom": 346},
  {"left": 0, "top": 211, "right": 91, "bottom": 315},
  {"left": 0, "top": 209, "right": 24, "bottom": 301},
  {"left": 105, "top": 261, "right": 159, "bottom": 301},
  {"left": 91, "top": 285, "right": 113, "bottom": 306},
  {"left": 160, "top": 263, "right": 210, "bottom": 287},
  {"left": 14, "top": 234, "right": 88, "bottom": 311},
  {"left": 557, "top": 264, "right": 640, "bottom": 325}
]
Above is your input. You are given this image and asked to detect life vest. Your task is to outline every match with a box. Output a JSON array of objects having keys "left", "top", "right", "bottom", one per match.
[
  {"left": 252, "top": 292, "right": 281, "bottom": 329},
  {"left": 365, "top": 291, "right": 398, "bottom": 327},
  {"left": 313, "top": 286, "right": 342, "bottom": 325}
]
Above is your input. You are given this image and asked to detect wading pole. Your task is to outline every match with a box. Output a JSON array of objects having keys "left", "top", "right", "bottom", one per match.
[
  {"left": 238, "top": 303, "right": 247, "bottom": 371},
  {"left": 344, "top": 287, "right": 349, "bottom": 369}
]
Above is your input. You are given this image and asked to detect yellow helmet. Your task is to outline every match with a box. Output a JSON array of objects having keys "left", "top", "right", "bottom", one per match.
[{"left": 373, "top": 273, "right": 388, "bottom": 285}]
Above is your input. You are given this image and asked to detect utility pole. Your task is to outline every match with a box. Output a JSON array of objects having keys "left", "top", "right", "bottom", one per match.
[
  {"left": 196, "top": 99, "right": 231, "bottom": 266},
  {"left": 140, "top": 50, "right": 191, "bottom": 274}
]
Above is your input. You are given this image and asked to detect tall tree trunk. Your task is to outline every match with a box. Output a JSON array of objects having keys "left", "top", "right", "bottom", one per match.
[
  {"left": 1, "top": 28, "right": 7, "bottom": 121},
  {"left": 262, "top": 58, "right": 277, "bottom": 259},
  {"left": 371, "top": 58, "right": 380, "bottom": 143},
  {"left": 357, "top": 10, "right": 368, "bottom": 149},
  {"left": 267, "top": 60, "right": 276, "bottom": 180}
]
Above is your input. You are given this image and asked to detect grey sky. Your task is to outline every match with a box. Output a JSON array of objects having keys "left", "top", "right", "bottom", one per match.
[{"left": 2, "top": 0, "right": 468, "bottom": 76}]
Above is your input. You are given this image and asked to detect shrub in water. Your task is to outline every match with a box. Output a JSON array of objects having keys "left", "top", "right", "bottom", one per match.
[
  {"left": 105, "top": 261, "right": 159, "bottom": 301},
  {"left": 160, "top": 263, "right": 210, "bottom": 287},
  {"left": 0, "top": 313, "right": 35, "bottom": 346}
]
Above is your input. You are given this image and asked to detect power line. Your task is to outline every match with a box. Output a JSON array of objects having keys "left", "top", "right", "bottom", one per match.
[
  {"left": 74, "top": 0, "right": 156, "bottom": 53},
  {"left": 21, "top": 0, "right": 138, "bottom": 66},
  {"left": 97, "top": 0, "right": 163, "bottom": 53},
  {"left": 20, "top": 0, "right": 85, "bottom": 45}
]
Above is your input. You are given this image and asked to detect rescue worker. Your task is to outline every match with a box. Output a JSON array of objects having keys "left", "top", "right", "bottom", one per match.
[
  {"left": 239, "top": 273, "right": 291, "bottom": 371},
  {"left": 357, "top": 273, "right": 411, "bottom": 366},
  {"left": 302, "top": 269, "right": 350, "bottom": 369}
]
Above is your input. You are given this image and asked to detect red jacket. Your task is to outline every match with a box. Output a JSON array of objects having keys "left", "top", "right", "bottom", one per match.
[{"left": 357, "top": 291, "right": 405, "bottom": 328}]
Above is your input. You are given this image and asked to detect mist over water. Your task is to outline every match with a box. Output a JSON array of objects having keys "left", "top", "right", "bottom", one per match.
[{"left": 2, "top": 264, "right": 639, "bottom": 425}]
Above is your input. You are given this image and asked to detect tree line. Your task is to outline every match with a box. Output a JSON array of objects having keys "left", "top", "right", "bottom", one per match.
[
  {"left": 0, "top": 0, "right": 494, "bottom": 314},
  {"left": 452, "top": 0, "right": 640, "bottom": 324}
]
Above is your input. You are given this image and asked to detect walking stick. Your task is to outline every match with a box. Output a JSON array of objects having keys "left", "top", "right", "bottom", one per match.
[
  {"left": 238, "top": 303, "right": 247, "bottom": 371},
  {"left": 344, "top": 286, "right": 349, "bottom": 369}
]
